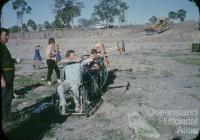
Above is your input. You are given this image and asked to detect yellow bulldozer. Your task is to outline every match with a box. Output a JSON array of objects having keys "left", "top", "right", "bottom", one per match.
[{"left": 144, "top": 18, "right": 170, "bottom": 35}]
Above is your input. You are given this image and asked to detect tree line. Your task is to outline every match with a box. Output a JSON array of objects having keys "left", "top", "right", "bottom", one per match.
[
  {"left": 149, "top": 9, "right": 187, "bottom": 24},
  {"left": 7, "top": 0, "right": 129, "bottom": 33}
]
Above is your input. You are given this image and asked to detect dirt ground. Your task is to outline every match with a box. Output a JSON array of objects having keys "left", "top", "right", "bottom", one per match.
[{"left": 3, "top": 21, "right": 200, "bottom": 140}]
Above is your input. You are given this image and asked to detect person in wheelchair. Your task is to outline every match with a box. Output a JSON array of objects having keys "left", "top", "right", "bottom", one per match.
[
  {"left": 57, "top": 50, "right": 96, "bottom": 115},
  {"left": 80, "top": 49, "right": 104, "bottom": 101}
]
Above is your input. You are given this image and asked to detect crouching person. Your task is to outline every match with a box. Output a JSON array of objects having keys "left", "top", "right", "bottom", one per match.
[{"left": 57, "top": 50, "right": 93, "bottom": 115}]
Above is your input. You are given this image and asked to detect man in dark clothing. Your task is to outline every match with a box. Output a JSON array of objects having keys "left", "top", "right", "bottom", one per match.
[{"left": 0, "top": 27, "right": 20, "bottom": 123}]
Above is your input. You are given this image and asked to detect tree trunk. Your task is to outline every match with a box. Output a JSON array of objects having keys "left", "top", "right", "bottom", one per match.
[
  {"left": 118, "top": 17, "right": 121, "bottom": 28},
  {"left": 71, "top": 19, "right": 74, "bottom": 30}
]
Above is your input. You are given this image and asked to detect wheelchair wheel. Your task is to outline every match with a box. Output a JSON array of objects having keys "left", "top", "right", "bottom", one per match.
[
  {"left": 52, "top": 91, "right": 60, "bottom": 115},
  {"left": 99, "top": 66, "right": 107, "bottom": 87},
  {"left": 81, "top": 86, "right": 90, "bottom": 117}
]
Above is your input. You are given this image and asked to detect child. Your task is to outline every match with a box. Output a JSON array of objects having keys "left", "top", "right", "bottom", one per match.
[
  {"left": 55, "top": 44, "right": 61, "bottom": 62},
  {"left": 95, "top": 43, "right": 110, "bottom": 67},
  {"left": 46, "top": 38, "right": 61, "bottom": 85},
  {"left": 32, "top": 44, "right": 42, "bottom": 68}
]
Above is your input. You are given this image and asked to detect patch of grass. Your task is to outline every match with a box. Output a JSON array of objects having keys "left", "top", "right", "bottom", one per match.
[
  {"left": 176, "top": 57, "right": 200, "bottom": 66},
  {"left": 147, "top": 116, "right": 178, "bottom": 138},
  {"left": 14, "top": 70, "right": 46, "bottom": 87},
  {"left": 3, "top": 112, "right": 31, "bottom": 132},
  {"left": 189, "top": 94, "right": 200, "bottom": 101},
  {"left": 196, "top": 74, "right": 200, "bottom": 78},
  {"left": 106, "top": 92, "right": 142, "bottom": 107},
  {"left": 103, "top": 128, "right": 127, "bottom": 140},
  {"left": 95, "top": 113, "right": 112, "bottom": 125}
]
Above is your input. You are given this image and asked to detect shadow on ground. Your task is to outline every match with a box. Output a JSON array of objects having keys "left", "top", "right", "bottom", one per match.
[
  {"left": 15, "top": 83, "right": 44, "bottom": 95},
  {"left": 4, "top": 70, "right": 117, "bottom": 140},
  {"left": 4, "top": 96, "right": 68, "bottom": 140},
  {"left": 101, "top": 69, "right": 117, "bottom": 93}
]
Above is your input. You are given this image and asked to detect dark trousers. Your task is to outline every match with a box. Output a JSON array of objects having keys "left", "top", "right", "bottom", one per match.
[
  {"left": 2, "top": 71, "right": 14, "bottom": 122},
  {"left": 46, "top": 59, "right": 60, "bottom": 81}
]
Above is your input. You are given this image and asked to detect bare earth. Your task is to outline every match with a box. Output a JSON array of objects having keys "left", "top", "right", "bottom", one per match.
[{"left": 5, "top": 21, "right": 200, "bottom": 140}]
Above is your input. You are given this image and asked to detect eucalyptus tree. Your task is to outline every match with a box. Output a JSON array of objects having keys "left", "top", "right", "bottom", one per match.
[
  {"left": 54, "top": 0, "right": 83, "bottom": 29},
  {"left": 44, "top": 21, "right": 52, "bottom": 30},
  {"left": 177, "top": 9, "right": 187, "bottom": 22},
  {"left": 12, "top": 0, "right": 31, "bottom": 27},
  {"left": 168, "top": 11, "right": 178, "bottom": 21},
  {"left": 93, "top": 0, "right": 128, "bottom": 26},
  {"left": 52, "top": 18, "right": 63, "bottom": 29},
  {"left": 115, "top": 0, "right": 129, "bottom": 26},
  {"left": 10, "top": 25, "right": 21, "bottom": 33},
  {"left": 22, "top": 23, "right": 28, "bottom": 32},
  {"left": 93, "top": 0, "right": 116, "bottom": 25},
  {"left": 37, "top": 24, "right": 43, "bottom": 31},
  {"left": 27, "top": 19, "right": 37, "bottom": 31}
]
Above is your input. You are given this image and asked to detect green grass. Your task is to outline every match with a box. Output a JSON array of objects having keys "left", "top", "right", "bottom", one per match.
[
  {"left": 3, "top": 111, "right": 31, "bottom": 132},
  {"left": 195, "top": 74, "right": 200, "bottom": 78},
  {"left": 163, "top": 51, "right": 200, "bottom": 66},
  {"left": 176, "top": 57, "right": 200, "bottom": 66}
]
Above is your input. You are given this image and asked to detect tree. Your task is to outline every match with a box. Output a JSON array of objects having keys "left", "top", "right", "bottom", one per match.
[
  {"left": 37, "top": 24, "right": 43, "bottom": 31},
  {"left": 149, "top": 16, "right": 158, "bottom": 24},
  {"left": 9, "top": 25, "right": 21, "bottom": 33},
  {"left": 27, "top": 19, "right": 37, "bottom": 31},
  {"left": 54, "top": 0, "right": 83, "bottom": 29},
  {"left": 52, "top": 18, "right": 63, "bottom": 28},
  {"left": 93, "top": 0, "right": 116, "bottom": 24},
  {"left": 21, "top": 23, "right": 28, "bottom": 32},
  {"left": 168, "top": 11, "right": 178, "bottom": 21},
  {"left": 12, "top": 0, "right": 31, "bottom": 27},
  {"left": 115, "top": 0, "right": 129, "bottom": 26},
  {"left": 177, "top": 9, "right": 187, "bottom": 22},
  {"left": 92, "top": 0, "right": 128, "bottom": 26},
  {"left": 78, "top": 18, "right": 89, "bottom": 27},
  {"left": 44, "top": 21, "right": 52, "bottom": 30}
]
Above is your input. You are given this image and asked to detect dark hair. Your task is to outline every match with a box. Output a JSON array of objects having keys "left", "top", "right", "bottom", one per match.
[
  {"left": 91, "top": 49, "right": 98, "bottom": 54},
  {"left": 0, "top": 27, "right": 9, "bottom": 35},
  {"left": 48, "top": 38, "right": 55, "bottom": 45},
  {"left": 66, "top": 50, "right": 75, "bottom": 57}
]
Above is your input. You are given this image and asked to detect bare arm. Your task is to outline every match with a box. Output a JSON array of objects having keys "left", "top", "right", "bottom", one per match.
[
  {"left": 60, "top": 58, "right": 82, "bottom": 65},
  {"left": 1, "top": 76, "right": 6, "bottom": 88}
]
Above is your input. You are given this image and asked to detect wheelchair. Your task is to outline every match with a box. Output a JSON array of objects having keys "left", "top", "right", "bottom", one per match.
[{"left": 52, "top": 61, "right": 107, "bottom": 117}]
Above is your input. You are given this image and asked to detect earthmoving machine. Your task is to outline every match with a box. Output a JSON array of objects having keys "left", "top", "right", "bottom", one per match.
[{"left": 144, "top": 18, "right": 170, "bottom": 35}]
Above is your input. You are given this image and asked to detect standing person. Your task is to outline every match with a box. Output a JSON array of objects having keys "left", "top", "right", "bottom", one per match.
[
  {"left": 95, "top": 43, "right": 110, "bottom": 67},
  {"left": 55, "top": 44, "right": 61, "bottom": 62},
  {"left": 0, "top": 27, "right": 21, "bottom": 123},
  {"left": 46, "top": 38, "right": 61, "bottom": 85},
  {"left": 32, "top": 44, "right": 42, "bottom": 68},
  {"left": 33, "top": 44, "right": 42, "bottom": 61},
  {"left": 121, "top": 40, "right": 125, "bottom": 53}
]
